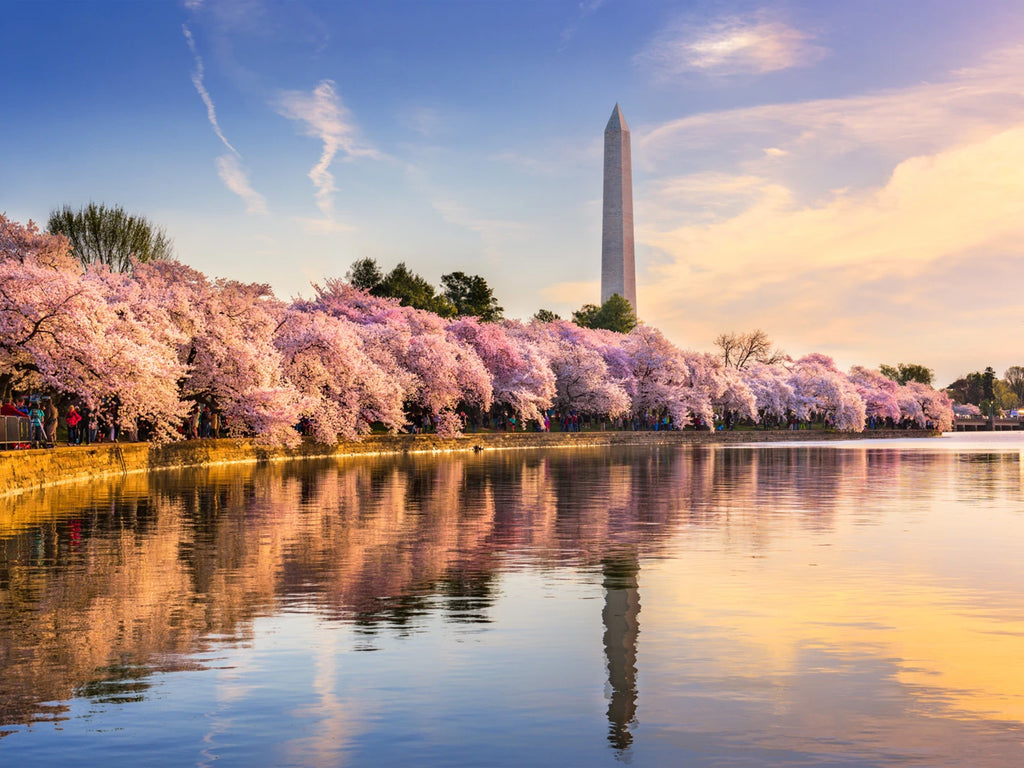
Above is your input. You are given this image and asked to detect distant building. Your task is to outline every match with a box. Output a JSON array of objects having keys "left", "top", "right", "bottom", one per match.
[{"left": 601, "top": 104, "right": 637, "bottom": 313}]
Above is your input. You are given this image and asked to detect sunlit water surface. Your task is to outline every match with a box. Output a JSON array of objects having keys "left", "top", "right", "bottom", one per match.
[{"left": 2, "top": 433, "right": 1024, "bottom": 766}]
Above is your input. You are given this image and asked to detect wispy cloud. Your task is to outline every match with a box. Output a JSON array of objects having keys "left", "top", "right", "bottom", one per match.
[
  {"left": 182, "top": 24, "right": 238, "bottom": 156},
  {"left": 296, "top": 217, "right": 354, "bottom": 235},
  {"left": 636, "top": 12, "right": 826, "bottom": 77},
  {"left": 216, "top": 154, "right": 267, "bottom": 215},
  {"left": 276, "top": 80, "right": 379, "bottom": 221},
  {"left": 182, "top": 23, "right": 268, "bottom": 216},
  {"left": 559, "top": 0, "right": 606, "bottom": 51},
  {"left": 637, "top": 46, "right": 1024, "bottom": 204},
  {"left": 432, "top": 197, "right": 524, "bottom": 241}
]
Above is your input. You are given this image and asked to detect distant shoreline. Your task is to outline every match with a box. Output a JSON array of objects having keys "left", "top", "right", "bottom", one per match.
[{"left": 0, "top": 429, "right": 940, "bottom": 498}]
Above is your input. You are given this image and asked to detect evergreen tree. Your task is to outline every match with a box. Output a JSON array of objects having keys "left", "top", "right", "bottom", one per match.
[
  {"left": 375, "top": 262, "right": 455, "bottom": 317},
  {"left": 346, "top": 257, "right": 383, "bottom": 291},
  {"left": 572, "top": 294, "right": 636, "bottom": 333},
  {"left": 571, "top": 303, "right": 601, "bottom": 328},
  {"left": 441, "top": 271, "right": 503, "bottom": 321},
  {"left": 531, "top": 309, "right": 560, "bottom": 323}
]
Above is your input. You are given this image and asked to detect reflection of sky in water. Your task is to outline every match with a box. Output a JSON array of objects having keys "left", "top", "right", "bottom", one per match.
[{"left": 1, "top": 435, "right": 1023, "bottom": 766}]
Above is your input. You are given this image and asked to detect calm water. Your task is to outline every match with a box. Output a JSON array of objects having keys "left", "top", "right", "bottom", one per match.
[{"left": 2, "top": 434, "right": 1024, "bottom": 766}]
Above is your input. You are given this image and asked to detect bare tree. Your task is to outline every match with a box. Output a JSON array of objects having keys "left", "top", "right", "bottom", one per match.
[{"left": 714, "top": 329, "right": 785, "bottom": 370}]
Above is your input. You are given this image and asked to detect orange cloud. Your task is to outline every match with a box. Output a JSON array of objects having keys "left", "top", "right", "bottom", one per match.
[{"left": 620, "top": 47, "right": 1024, "bottom": 380}]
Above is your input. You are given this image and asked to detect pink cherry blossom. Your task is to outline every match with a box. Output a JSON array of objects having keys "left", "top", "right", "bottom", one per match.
[
  {"left": 848, "top": 366, "right": 902, "bottom": 422},
  {"left": 742, "top": 363, "right": 796, "bottom": 422},
  {"left": 0, "top": 213, "right": 959, "bottom": 442},
  {"left": 448, "top": 317, "right": 555, "bottom": 423},
  {"left": 789, "top": 355, "right": 866, "bottom": 431}
]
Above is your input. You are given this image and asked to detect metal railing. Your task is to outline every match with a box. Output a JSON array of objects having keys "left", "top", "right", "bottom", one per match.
[{"left": 1, "top": 415, "right": 32, "bottom": 448}]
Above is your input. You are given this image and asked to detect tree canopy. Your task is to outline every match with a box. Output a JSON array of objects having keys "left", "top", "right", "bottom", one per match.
[
  {"left": 47, "top": 203, "right": 172, "bottom": 272},
  {"left": 1, "top": 212, "right": 957, "bottom": 445},
  {"left": 572, "top": 294, "right": 637, "bottom": 334},
  {"left": 715, "top": 329, "right": 785, "bottom": 370},
  {"left": 879, "top": 362, "right": 934, "bottom": 387},
  {"left": 375, "top": 262, "right": 455, "bottom": 317},
  {"left": 346, "top": 257, "right": 383, "bottom": 292},
  {"left": 531, "top": 309, "right": 560, "bottom": 323},
  {"left": 345, "top": 258, "right": 504, "bottom": 321},
  {"left": 946, "top": 366, "right": 999, "bottom": 411},
  {"left": 1004, "top": 366, "right": 1024, "bottom": 401},
  {"left": 441, "top": 271, "right": 503, "bottom": 322}
]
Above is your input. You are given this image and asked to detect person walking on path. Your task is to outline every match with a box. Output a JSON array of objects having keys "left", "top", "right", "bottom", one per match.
[
  {"left": 66, "top": 405, "right": 82, "bottom": 445},
  {"left": 44, "top": 399, "right": 58, "bottom": 447},
  {"left": 28, "top": 402, "right": 45, "bottom": 448},
  {"left": 79, "top": 404, "right": 91, "bottom": 445}
]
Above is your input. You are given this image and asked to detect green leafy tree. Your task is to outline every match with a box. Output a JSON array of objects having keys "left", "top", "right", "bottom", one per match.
[
  {"left": 48, "top": 203, "right": 172, "bottom": 272},
  {"left": 441, "top": 271, "right": 503, "bottom": 322},
  {"left": 572, "top": 294, "right": 637, "bottom": 334},
  {"left": 374, "top": 262, "right": 455, "bottom": 316},
  {"left": 994, "top": 379, "right": 1019, "bottom": 411},
  {"left": 879, "top": 362, "right": 934, "bottom": 386},
  {"left": 531, "top": 309, "right": 560, "bottom": 323},
  {"left": 1005, "top": 366, "right": 1024, "bottom": 402},
  {"left": 946, "top": 366, "right": 997, "bottom": 406},
  {"left": 346, "top": 257, "right": 383, "bottom": 291},
  {"left": 571, "top": 303, "right": 601, "bottom": 328}
]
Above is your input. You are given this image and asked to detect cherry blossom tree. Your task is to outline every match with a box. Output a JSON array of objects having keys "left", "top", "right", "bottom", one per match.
[
  {"left": 275, "top": 308, "right": 405, "bottom": 441},
  {"left": 0, "top": 214, "right": 962, "bottom": 444},
  {"left": 0, "top": 213, "right": 75, "bottom": 269},
  {"left": 953, "top": 403, "right": 983, "bottom": 417},
  {"left": 742, "top": 363, "right": 797, "bottom": 425},
  {"left": 896, "top": 387, "right": 926, "bottom": 427},
  {"left": 190, "top": 279, "right": 304, "bottom": 444},
  {"left": 789, "top": 354, "right": 866, "bottom": 431},
  {"left": 448, "top": 317, "right": 555, "bottom": 423},
  {"left": 678, "top": 351, "right": 757, "bottom": 427},
  {"left": 303, "top": 281, "right": 492, "bottom": 433},
  {"left": 0, "top": 218, "right": 186, "bottom": 438},
  {"left": 901, "top": 381, "right": 954, "bottom": 431},
  {"left": 612, "top": 326, "right": 719, "bottom": 426},
  {"left": 848, "top": 366, "right": 901, "bottom": 423},
  {"left": 130, "top": 260, "right": 305, "bottom": 444},
  {"left": 520, "top": 321, "right": 629, "bottom": 417}
]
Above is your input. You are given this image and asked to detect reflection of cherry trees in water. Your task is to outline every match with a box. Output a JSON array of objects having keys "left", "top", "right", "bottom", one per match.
[{"left": 0, "top": 446, "right": 954, "bottom": 731}]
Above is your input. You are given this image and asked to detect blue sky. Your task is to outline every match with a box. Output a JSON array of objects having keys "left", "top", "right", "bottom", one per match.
[{"left": 4, "top": 0, "right": 1024, "bottom": 384}]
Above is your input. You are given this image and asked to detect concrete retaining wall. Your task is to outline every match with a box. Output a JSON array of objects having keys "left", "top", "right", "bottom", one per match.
[{"left": 0, "top": 429, "right": 939, "bottom": 498}]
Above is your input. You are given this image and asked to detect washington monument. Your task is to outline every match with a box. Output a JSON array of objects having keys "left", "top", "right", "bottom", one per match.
[{"left": 601, "top": 104, "right": 637, "bottom": 313}]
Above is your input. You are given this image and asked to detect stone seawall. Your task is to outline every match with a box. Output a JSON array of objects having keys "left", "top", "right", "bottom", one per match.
[{"left": 0, "top": 429, "right": 939, "bottom": 498}]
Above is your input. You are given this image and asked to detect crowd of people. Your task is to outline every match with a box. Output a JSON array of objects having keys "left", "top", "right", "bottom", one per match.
[
  {"left": 1, "top": 395, "right": 123, "bottom": 448},
  {"left": 3, "top": 389, "right": 948, "bottom": 451}
]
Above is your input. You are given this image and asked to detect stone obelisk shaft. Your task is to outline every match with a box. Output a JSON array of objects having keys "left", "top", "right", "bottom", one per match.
[{"left": 601, "top": 104, "right": 637, "bottom": 313}]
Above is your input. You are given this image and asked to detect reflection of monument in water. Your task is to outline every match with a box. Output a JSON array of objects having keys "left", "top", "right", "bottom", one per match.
[{"left": 602, "top": 551, "right": 640, "bottom": 754}]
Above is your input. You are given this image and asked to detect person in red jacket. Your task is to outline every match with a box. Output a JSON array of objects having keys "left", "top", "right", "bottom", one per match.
[
  {"left": 66, "top": 404, "right": 83, "bottom": 445},
  {"left": 1, "top": 399, "right": 24, "bottom": 417}
]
